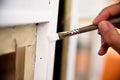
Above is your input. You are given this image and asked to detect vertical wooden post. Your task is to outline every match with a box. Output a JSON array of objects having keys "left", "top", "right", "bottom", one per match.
[{"left": 15, "top": 47, "right": 25, "bottom": 80}]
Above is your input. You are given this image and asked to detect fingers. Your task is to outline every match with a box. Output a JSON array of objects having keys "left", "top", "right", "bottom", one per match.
[
  {"left": 98, "top": 38, "right": 108, "bottom": 56},
  {"left": 93, "top": 3, "right": 120, "bottom": 24},
  {"left": 98, "top": 21, "right": 120, "bottom": 54},
  {"left": 93, "top": 2, "right": 120, "bottom": 55}
]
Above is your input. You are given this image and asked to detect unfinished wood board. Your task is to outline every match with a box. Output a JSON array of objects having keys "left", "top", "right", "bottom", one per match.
[
  {"left": 15, "top": 47, "right": 25, "bottom": 80},
  {"left": 24, "top": 45, "right": 35, "bottom": 80},
  {"left": 0, "top": 24, "right": 36, "bottom": 80},
  {"left": 0, "top": 24, "right": 36, "bottom": 55}
]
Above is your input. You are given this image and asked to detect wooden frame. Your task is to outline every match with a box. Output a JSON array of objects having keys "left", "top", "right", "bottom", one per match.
[
  {"left": 34, "top": 0, "right": 59, "bottom": 80},
  {"left": 0, "top": 24, "right": 36, "bottom": 80}
]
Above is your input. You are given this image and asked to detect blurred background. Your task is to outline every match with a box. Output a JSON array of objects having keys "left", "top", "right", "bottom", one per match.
[{"left": 53, "top": 0, "right": 120, "bottom": 80}]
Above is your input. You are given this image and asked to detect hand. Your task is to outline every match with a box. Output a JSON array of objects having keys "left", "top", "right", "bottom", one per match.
[{"left": 93, "top": 3, "right": 120, "bottom": 55}]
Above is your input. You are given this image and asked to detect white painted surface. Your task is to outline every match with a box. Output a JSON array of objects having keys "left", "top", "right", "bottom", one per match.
[
  {"left": 47, "top": 33, "right": 59, "bottom": 42},
  {"left": 0, "top": 0, "right": 50, "bottom": 27},
  {"left": 34, "top": 23, "right": 49, "bottom": 80},
  {"left": 34, "top": 0, "right": 59, "bottom": 80}
]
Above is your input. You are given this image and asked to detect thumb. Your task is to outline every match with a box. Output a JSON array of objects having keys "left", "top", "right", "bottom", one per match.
[{"left": 98, "top": 21, "right": 120, "bottom": 53}]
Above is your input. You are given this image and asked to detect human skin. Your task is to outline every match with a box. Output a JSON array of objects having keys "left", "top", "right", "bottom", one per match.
[{"left": 93, "top": 2, "right": 120, "bottom": 55}]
